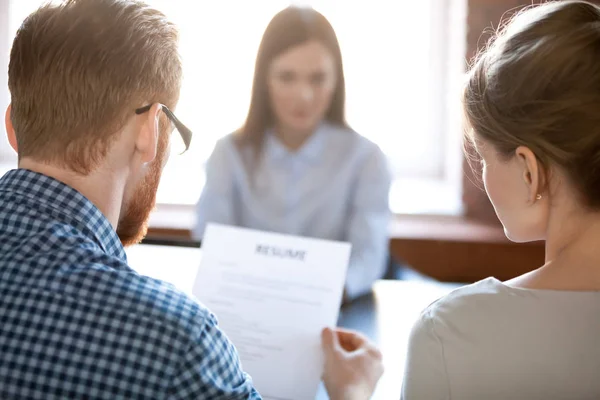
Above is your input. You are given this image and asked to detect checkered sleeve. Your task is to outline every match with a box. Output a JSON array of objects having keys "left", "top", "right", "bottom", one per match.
[{"left": 167, "top": 312, "right": 261, "bottom": 399}]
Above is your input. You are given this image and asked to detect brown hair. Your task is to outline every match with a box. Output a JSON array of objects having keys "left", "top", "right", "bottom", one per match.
[
  {"left": 8, "top": 0, "right": 182, "bottom": 174},
  {"left": 237, "top": 6, "right": 348, "bottom": 153},
  {"left": 464, "top": 0, "right": 600, "bottom": 209}
]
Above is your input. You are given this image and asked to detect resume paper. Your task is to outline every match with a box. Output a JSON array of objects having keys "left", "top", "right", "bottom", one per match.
[{"left": 193, "top": 224, "right": 351, "bottom": 400}]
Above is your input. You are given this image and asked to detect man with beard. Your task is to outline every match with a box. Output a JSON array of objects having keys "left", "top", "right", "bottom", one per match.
[{"left": 0, "top": 0, "right": 383, "bottom": 399}]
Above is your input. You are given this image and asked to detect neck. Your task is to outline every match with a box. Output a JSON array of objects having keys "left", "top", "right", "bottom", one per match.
[
  {"left": 274, "top": 123, "right": 318, "bottom": 151},
  {"left": 545, "top": 204, "right": 600, "bottom": 260},
  {"left": 540, "top": 206, "right": 600, "bottom": 289},
  {"left": 18, "top": 158, "right": 126, "bottom": 229}
]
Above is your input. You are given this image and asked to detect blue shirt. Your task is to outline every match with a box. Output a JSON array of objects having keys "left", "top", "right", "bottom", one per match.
[
  {"left": 193, "top": 123, "right": 392, "bottom": 299},
  {"left": 0, "top": 169, "right": 260, "bottom": 400}
]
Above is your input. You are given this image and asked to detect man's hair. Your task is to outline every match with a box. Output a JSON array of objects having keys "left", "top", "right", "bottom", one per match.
[{"left": 8, "top": 0, "right": 182, "bottom": 174}]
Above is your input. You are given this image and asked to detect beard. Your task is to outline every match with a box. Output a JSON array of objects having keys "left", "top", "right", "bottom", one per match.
[{"left": 117, "top": 125, "right": 169, "bottom": 247}]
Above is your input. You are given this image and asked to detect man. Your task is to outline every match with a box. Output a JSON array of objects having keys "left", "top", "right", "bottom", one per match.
[{"left": 0, "top": 1, "right": 383, "bottom": 399}]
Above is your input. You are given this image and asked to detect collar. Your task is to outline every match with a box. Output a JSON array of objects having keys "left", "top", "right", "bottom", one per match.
[
  {"left": 0, "top": 168, "right": 126, "bottom": 261},
  {"left": 264, "top": 122, "right": 328, "bottom": 165}
]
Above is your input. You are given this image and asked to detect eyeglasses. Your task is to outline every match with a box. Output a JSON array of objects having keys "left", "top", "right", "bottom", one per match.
[{"left": 135, "top": 104, "right": 192, "bottom": 153}]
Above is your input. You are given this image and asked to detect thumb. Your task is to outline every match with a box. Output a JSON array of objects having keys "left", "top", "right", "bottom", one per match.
[{"left": 321, "top": 327, "right": 341, "bottom": 355}]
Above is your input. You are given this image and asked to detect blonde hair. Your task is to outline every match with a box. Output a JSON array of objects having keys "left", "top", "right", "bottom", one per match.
[
  {"left": 464, "top": 1, "right": 600, "bottom": 208},
  {"left": 8, "top": 0, "right": 182, "bottom": 174}
]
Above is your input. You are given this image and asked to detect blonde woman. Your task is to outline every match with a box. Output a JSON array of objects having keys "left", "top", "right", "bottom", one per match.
[{"left": 403, "top": 1, "right": 600, "bottom": 399}]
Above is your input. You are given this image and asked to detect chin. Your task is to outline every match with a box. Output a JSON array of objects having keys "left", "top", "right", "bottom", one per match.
[
  {"left": 117, "top": 218, "right": 150, "bottom": 247},
  {"left": 286, "top": 118, "right": 318, "bottom": 132},
  {"left": 503, "top": 227, "right": 543, "bottom": 243},
  {"left": 504, "top": 228, "right": 526, "bottom": 243}
]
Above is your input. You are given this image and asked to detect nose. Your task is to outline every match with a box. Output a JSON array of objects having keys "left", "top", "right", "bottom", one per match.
[{"left": 297, "top": 83, "right": 314, "bottom": 103}]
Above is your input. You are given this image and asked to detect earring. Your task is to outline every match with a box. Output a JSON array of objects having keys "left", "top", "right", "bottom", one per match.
[{"left": 536, "top": 194, "right": 542, "bottom": 201}]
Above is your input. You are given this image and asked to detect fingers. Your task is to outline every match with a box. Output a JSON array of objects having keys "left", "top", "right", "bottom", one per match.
[
  {"left": 321, "top": 327, "right": 341, "bottom": 355},
  {"left": 367, "top": 345, "right": 383, "bottom": 362},
  {"left": 335, "top": 328, "right": 369, "bottom": 351},
  {"left": 323, "top": 327, "right": 381, "bottom": 357}
]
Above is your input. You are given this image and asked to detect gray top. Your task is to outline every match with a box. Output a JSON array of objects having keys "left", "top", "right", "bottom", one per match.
[{"left": 402, "top": 277, "right": 600, "bottom": 400}]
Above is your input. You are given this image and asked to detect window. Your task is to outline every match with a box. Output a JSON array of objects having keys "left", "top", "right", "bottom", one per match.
[{"left": 5, "top": 0, "right": 466, "bottom": 215}]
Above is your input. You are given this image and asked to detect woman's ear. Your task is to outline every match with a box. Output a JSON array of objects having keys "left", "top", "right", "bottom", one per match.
[
  {"left": 135, "top": 103, "right": 162, "bottom": 164},
  {"left": 515, "top": 145, "right": 542, "bottom": 204},
  {"left": 5, "top": 104, "right": 18, "bottom": 154}
]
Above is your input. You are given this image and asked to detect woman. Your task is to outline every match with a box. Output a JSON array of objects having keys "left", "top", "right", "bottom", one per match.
[
  {"left": 402, "top": 1, "right": 600, "bottom": 398},
  {"left": 193, "top": 6, "right": 391, "bottom": 301}
]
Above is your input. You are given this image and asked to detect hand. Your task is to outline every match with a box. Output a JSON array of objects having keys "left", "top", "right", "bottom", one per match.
[{"left": 321, "top": 327, "right": 384, "bottom": 400}]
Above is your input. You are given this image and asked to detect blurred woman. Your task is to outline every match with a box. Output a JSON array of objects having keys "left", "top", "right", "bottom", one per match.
[
  {"left": 193, "top": 6, "right": 391, "bottom": 300},
  {"left": 403, "top": 1, "right": 600, "bottom": 398}
]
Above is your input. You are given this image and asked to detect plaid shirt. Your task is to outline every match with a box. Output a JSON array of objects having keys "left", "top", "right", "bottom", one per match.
[{"left": 0, "top": 169, "right": 260, "bottom": 399}]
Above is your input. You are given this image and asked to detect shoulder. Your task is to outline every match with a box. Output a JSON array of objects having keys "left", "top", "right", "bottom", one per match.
[
  {"left": 416, "top": 278, "right": 511, "bottom": 336},
  {"left": 100, "top": 266, "right": 258, "bottom": 396},
  {"left": 205, "top": 133, "right": 249, "bottom": 175},
  {"left": 324, "top": 123, "right": 387, "bottom": 171},
  {"left": 325, "top": 123, "right": 382, "bottom": 154},
  {"left": 126, "top": 271, "right": 215, "bottom": 333},
  {"left": 429, "top": 277, "right": 508, "bottom": 311},
  {"left": 59, "top": 252, "right": 217, "bottom": 345},
  {"left": 210, "top": 133, "right": 240, "bottom": 159},
  {"left": 116, "top": 267, "right": 218, "bottom": 340},
  {"left": 407, "top": 278, "right": 509, "bottom": 364}
]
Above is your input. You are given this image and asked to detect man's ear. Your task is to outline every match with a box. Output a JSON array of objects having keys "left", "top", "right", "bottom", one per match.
[
  {"left": 5, "top": 104, "right": 18, "bottom": 154},
  {"left": 135, "top": 103, "right": 162, "bottom": 164}
]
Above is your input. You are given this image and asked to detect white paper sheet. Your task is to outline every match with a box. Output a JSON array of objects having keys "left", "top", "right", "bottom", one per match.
[{"left": 192, "top": 223, "right": 351, "bottom": 400}]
